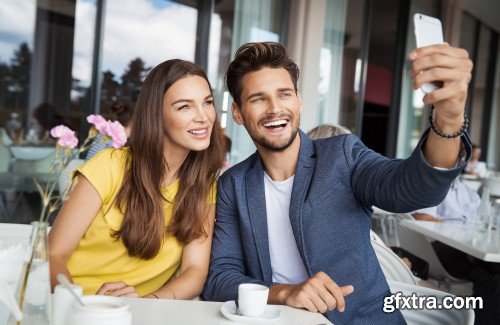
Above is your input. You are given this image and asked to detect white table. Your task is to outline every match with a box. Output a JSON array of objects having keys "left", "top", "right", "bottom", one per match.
[
  {"left": 400, "top": 220, "right": 500, "bottom": 262},
  {"left": 124, "top": 298, "right": 331, "bottom": 324}
]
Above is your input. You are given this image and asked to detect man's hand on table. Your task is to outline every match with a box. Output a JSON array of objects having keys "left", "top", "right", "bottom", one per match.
[{"left": 269, "top": 271, "right": 354, "bottom": 313}]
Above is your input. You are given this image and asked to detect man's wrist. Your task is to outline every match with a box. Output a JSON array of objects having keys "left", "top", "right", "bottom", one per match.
[
  {"left": 268, "top": 283, "right": 291, "bottom": 305},
  {"left": 432, "top": 114, "right": 465, "bottom": 134}
]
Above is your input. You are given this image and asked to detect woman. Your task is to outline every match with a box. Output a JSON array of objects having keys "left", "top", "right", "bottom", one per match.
[{"left": 49, "top": 59, "right": 225, "bottom": 299}]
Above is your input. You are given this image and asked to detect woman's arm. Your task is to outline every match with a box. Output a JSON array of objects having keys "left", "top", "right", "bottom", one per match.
[
  {"left": 145, "top": 204, "right": 216, "bottom": 300},
  {"left": 48, "top": 174, "right": 102, "bottom": 291}
]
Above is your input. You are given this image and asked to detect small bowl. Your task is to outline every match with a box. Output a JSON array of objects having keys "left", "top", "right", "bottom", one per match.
[{"left": 10, "top": 146, "right": 55, "bottom": 161}]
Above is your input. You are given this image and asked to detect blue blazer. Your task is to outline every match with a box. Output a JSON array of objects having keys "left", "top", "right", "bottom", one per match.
[{"left": 202, "top": 129, "right": 471, "bottom": 324}]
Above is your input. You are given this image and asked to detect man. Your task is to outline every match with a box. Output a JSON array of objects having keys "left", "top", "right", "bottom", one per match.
[
  {"left": 202, "top": 42, "right": 472, "bottom": 324},
  {"left": 413, "top": 179, "right": 500, "bottom": 324}
]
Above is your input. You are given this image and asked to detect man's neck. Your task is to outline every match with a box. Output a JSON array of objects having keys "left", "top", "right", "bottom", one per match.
[{"left": 257, "top": 134, "right": 301, "bottom": 181}]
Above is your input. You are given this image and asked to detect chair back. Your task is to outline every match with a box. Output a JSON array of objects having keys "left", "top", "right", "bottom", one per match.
[
  {"left": 58, "top": 159, "right": 85, "bottom": 198},
  {"left": 394, "top": 213, "right": 464, "bottom": 282},
  {"left": 388, "top": 280, "right": 475, "bottom": 325},
  {"left": 371, "top": 238, "right": 418, "bottom": 285}
]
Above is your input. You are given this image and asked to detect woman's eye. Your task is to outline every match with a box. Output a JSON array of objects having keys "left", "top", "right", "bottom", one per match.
[{"left": 178, "top": 105, "right": 189, "bottom": 110}]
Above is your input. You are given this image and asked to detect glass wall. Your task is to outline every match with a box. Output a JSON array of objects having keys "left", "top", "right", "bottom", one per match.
[
  {"left": 360, "top": 0, "right": 401, "bottom": 155},
  {"left": 99, "top": 0, "right": 198, "bottom": 118},
  {"left": 317, "top": 0, "right": 366, "bottom": 133},
  {"left": 487, "top": 41, "right": 500, "bottom": 170}
]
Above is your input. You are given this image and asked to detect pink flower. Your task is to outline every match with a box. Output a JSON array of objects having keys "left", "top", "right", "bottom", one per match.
[
  {"left": 50, "top": 125, "right": 79, "bottom": 149},
  {"left": 50, "top": 125, "right": 73, "bottom": 138},
  {"left": 57, "top": 133, "right": 79, "bottom": 149},
  {"left": 105, "top": 121, "right": 127, "bottom": 148},
  {"left": 87, "top": 114, "right": 108, "bottom": 134}
]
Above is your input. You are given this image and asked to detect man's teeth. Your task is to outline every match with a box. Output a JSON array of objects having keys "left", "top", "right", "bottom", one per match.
[
  {"left": 189, "top": 129, "right": 206, "bottom": 134},
  {"left": 263, "top": 119, "right": 287, "bottom": 127}
]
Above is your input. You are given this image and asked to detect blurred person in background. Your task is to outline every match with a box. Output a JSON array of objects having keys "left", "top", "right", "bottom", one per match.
[
  {"left": 306, "top": 123, "right": 351, "bottom": 138},
  {"left": 464, "top": 143, "right": 487, "bottom": 176}
]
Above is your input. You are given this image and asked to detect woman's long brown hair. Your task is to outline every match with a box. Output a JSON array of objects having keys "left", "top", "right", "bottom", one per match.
[{"left": 114, "top": 59, "right": 225, "bottom": 259}]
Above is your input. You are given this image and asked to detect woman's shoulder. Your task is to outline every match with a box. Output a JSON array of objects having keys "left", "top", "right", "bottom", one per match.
[{"left": 88, "top": 147, "right": 130, "bottom": 166}]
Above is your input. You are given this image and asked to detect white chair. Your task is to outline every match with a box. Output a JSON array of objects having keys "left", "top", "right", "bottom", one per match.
[
  {"left": 394, "top": 213, "right": 473, "bottom": 295},
  {"left": 372, "top": 207, "right": 400, "bottom": 247},
  {"left": 483, "top": 176, "right": 500, "bottom": 197},
  {"left": 371, "top": 232, "right": 418, "bottom": 285},
  {"left": 388, "top": 280, "right": 475, "bottom": 325},
  {"left": 58, "top": 159, "right": 85, "bottom": 198}
]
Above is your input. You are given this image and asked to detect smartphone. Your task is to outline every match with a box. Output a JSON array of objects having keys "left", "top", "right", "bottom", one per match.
[{"left": 414, "top": 13, "right": 444, "bottom": 93}]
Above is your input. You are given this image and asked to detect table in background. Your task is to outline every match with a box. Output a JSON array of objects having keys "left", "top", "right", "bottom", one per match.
[
  {"left": 0, "top": 172, "right": 51, "bottom": 222},
  {"left": 400, "top": 220, "right": 500, "bottom": 262},
  {"left": 124, "top": 298, "right": 332, "bottom": 325}
]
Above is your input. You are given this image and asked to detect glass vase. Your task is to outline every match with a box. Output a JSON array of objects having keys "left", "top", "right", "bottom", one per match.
[{"left": 16, "top": 221, "right": 51, "bottom": 325}]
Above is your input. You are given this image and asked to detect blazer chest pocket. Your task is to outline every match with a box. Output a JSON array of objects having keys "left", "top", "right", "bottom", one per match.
[{"left": 307, "top": 180, "right": 346, "bottom": 206}]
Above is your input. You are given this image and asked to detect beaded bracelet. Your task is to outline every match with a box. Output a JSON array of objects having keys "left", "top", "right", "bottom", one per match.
[{"left": 428, "top": 105, "right": 468, "bottom": 139}]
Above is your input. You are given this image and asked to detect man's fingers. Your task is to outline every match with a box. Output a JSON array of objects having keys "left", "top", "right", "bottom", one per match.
[
  {"left": 317, "top": 286, "right": 337, "bottom": 311},
  {"left": 307, "top": 294, "right": 329, "bottom": 314},
  {"left": 340, "top": 285, "right": 354, "bottom": 296},
  {"left": 410, "top": 44, "right": 469, "bottom": 60},
  {"left": 411, "top": 55, "right": 470, "bottom": 75},
  {"left": 423, "top": 84, "right": 467, "bottom": 105},
  {"left": 323, "top": 281, "right": 346, "bottom": 312},
  {"left": 413, "top": 68, "right": 470, "bottom": 89},
  {"left": 298, "top": 295, "right": 318, "bottom": 312}
]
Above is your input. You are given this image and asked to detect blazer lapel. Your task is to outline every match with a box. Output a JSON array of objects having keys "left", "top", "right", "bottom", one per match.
[
  {"left": 245, "top": 155, "right": 273, "bottom": 283},
  {"left": 289, "top": 131, "right": 316, "bottom": 268}
]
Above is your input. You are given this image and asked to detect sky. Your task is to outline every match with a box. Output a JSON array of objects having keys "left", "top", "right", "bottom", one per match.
[{"left": 0, "top": 0, "right": 222, "bottom": 87}]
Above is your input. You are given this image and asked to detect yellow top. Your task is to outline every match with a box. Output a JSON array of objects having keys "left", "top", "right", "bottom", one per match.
[{"left": 67, "top": 148, "right": 215, "bottom": 296}]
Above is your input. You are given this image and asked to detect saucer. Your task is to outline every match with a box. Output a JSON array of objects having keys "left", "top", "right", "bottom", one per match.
[{"left": 220, "top": 301, "right": 281, "bottom": 323}]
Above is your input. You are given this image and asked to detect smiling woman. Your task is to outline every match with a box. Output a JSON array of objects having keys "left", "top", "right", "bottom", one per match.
[{"left": 48, "top": 59, "right": 226, "bottom": 300}]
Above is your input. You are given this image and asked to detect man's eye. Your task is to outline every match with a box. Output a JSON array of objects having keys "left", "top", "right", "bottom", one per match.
[{"left": 280, "top": 92, "right": 291, "bottom": 97}]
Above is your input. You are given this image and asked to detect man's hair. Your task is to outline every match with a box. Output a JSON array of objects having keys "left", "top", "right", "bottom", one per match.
[{"left": 226, "top": 42, "right": 300, "bottom": 107}]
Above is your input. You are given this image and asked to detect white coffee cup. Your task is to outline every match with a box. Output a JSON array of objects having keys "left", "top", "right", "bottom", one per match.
[
  {"left": 238, "top": 283, "right": 269, "bottom": 317},
  {"left": 53, "top": 283, "right": 83, "bottom": 325},
  {"left": 66, "top": 295, "right": 132, "bottom": 325}
]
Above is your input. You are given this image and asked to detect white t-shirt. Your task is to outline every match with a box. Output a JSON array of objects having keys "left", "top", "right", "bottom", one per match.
[{"left": 264, "top": 173, "right": 309, "bottom": 284}]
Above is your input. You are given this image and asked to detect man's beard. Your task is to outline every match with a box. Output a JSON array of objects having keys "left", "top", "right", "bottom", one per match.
[{"left": 249, "top": 124, "right": 299, "bottom": 152}]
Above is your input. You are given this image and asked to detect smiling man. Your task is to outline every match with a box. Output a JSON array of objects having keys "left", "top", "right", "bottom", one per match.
[{"left": 202, "top": 42, "right": 473, "bottom": 324}]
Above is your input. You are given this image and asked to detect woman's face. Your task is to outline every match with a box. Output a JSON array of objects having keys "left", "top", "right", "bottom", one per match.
[{"left": 162, "top": 75, "right": 216, "bottom": 155}]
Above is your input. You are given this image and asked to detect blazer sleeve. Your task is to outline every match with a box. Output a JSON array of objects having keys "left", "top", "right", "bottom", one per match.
[
  {"left": 201, "top": 175, "right": 270, "bottom": 302},
  {"left": 345, "top": 128, "right": 472, "bottom": 212}
]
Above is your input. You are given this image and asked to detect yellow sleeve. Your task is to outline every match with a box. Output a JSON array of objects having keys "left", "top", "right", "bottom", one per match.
[
  {"left": 207, "top": 182, "right": 217, "bottom": 205},
  {"left": 74, "top": 148, "right": 127, "bottom": 204}
]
